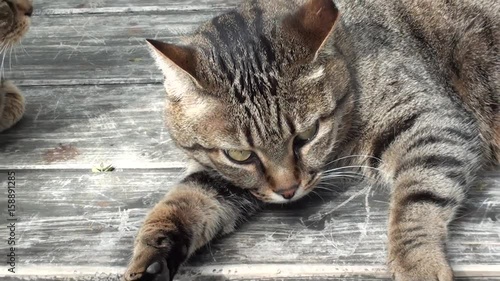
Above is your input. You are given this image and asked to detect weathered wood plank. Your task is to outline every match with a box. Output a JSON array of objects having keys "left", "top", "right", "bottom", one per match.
[
  {"left": 8, "top": 2, "right": 240, "bottom": 86},
  {"left": 0, "top": 84, "right": 186, "bottom": 169},
  {"left": 0, "top": 170, "right": 498, "bottom": 279},
  {"left": 9, "top": 13, "right": 210, "bottom": 86},
  {"left": 35, "top": 0, "right": 240, "bottom": 13}
]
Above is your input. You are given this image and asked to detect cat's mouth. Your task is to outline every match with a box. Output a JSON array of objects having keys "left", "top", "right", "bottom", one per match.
[{"left": 252, "top": 173, "right": 322, "bottom": 203}]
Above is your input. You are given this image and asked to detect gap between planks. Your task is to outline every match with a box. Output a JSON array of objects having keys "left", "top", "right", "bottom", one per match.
[
  {"left": 2, "top": 264, "right": 499, "bottom": 278},
  {"left": 35, "top": 5, "right": 237, "bottom": 16},
  {"left": 0, "top": 162, "right": 186, "bottom": 170},
  {"left": 14, "top": 80, "right": 163, "bottom": 87}
]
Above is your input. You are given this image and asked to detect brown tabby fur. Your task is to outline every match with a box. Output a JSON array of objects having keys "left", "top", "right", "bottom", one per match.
[
  {"left": 125, "top": 0, "right": 499, "bottom": 280},
  {"left": 0, "top": 0, "right": 32, "bottom": 132}
]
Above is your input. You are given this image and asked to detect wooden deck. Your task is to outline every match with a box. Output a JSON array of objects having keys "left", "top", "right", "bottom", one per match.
[{"left": 0, "top": 0, "right": 499, "bottom": 280}]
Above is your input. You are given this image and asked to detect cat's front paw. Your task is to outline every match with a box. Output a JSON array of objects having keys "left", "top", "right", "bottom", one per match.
[
  {"left": 389, "top": 245, "right": 453, "bottom": 281},
  {"left": 124, "top": 227, "right": 189, "bottom": 281},
  {"left": 0, "top": 80, "right": 25, "bottom": 131}
]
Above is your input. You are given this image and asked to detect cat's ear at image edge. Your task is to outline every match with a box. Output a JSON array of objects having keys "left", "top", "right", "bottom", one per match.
[{"left": 145, "top": 39, "right": 203, "bottom": 93}]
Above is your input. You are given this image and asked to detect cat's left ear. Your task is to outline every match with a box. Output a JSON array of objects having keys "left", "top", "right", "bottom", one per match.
[
  {"left": 285, "top": 0, "right": 339, "bottom": 60},
  {"left": 146, "top": 39, "right": 203, "bottom": 99}
]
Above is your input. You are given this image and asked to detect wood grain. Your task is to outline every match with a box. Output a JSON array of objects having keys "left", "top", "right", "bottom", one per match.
[
  {"left": 7, "top": 2, "right": 238, "bottom": 86},
  {"left": 0, "top": 84, "right": 186, "bottom": 169},
  {"left": 10, "top": 15, "right": 206, "bottom": 85},
  {"left": 34, "top": 0, "right": 241, "bottom": 12}
]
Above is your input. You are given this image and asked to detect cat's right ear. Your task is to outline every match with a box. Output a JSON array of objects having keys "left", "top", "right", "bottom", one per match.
[
  {"left": 146, "top": 39, "right": 203, "bottom": 99},
  {"left": 285, "top": 0, "right": 339, "bottom": 60}
]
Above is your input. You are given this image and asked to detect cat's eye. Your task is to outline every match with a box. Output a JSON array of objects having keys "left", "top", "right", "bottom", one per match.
[
  {"left": 296, "top": 122, "right": 319, "bottom": 144},
  {"left": 224, "top": 149, "right": 254, "bottom": 163}
]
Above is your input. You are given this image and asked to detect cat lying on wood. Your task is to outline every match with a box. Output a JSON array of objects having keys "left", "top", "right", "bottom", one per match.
[{"left": 124, "top": 0, "right": 500, "bottom": 280}]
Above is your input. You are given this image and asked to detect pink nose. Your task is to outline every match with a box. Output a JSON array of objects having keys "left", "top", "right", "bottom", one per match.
[{"left": 277, "top": 185, "right": 298, "bottom": 200}]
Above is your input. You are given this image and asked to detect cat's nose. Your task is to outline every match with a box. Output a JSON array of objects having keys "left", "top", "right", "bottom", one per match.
[
  {"left": 16, "top": 0, "right": 33, "bottom": 17},
  {"left": 24, "top": 6, "right": 33, "bottom": 17},
  {"left": 277, "top": 185, "right": 299, "bottom": 200}
]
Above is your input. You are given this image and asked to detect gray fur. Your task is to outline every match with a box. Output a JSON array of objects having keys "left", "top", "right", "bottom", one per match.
[{"left": 126, "top": 0, "right": 499, "bottom": 280}]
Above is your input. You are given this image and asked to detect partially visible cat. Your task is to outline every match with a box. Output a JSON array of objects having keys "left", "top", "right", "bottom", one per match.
[
  {"left": 0, "top": 0, "right": 33, "bottom": 132},
  {"left": 124, "top": 0, "right": 499, "bottom": 280}
]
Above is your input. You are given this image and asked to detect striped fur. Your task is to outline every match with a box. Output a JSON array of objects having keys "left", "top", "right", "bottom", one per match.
[
  {"left": 0, "top": 0, "right": 32, "bottom": 132},
  {"left": 126, "top": 0, "right": 499, "bottom": 280}
]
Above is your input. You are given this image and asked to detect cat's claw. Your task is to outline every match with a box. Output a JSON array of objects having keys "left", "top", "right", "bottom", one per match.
[
  {"left": 146, "top": 261, "right": 163, "bottom": 275},
  {"left": 124, "top": 258, "right": 174, "bottom": 281}
]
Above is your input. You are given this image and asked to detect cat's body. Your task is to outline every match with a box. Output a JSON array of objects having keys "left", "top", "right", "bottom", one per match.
[
  {"left": 333, "top": 0, "right": 500, "bottom": 165},
  {"left": 0, "top": 0, "right": 33, "bottom": 132},
  {"left": 124, "top": 0, "right": 499, "bottom": 280}
]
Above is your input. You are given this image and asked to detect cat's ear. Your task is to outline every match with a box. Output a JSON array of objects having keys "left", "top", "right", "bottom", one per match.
[
  {"left": 146, "top": 39, "right": 203, "bottom": 98},
  {"left": 285, "top": 0, "right": 339, "bottom": 60}
]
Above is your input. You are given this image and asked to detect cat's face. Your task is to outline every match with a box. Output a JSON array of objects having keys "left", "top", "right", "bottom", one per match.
[
  {"left": 0, "top": 0, "right": 32, "bottom": 46},
  {"left": 150, "top": 0, "right": 351, "bottom": 203}
]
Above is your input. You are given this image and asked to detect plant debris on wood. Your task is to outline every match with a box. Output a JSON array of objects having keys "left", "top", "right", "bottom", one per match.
[{"left": 92, "top": 163, "right": 116, "bottom": 173}]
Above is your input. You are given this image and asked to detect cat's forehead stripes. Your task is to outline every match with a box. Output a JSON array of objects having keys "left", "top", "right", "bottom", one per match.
[
  {"left": 199, "top": 6, "right": 280, "bottom": 103},
  {"left": 195, "top": 4, "right": 294, "bottom": 146}
]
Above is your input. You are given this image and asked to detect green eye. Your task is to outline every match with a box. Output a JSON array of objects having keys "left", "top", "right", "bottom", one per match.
[
  {"left": 225, "top": 149, "right": 253, "bottom": 163},
  {"left": 296, "top": 122, "right": 319, "bottom": 142}
]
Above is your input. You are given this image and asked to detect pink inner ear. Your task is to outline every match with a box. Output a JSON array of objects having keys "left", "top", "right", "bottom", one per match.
[
  {"left": 286, "top": 0, "right": 339, "bottom": 53},
  {"left": 147, "top": 39, "right": 199, "bottom": 81}
]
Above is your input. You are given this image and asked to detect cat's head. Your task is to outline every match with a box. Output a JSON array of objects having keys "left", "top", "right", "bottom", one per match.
[
  {"left": 149, "top": 0, "right": 352, "bottom": 203},
  {"left": 0, "top": 0, "right": 33, "bottom": 47}
]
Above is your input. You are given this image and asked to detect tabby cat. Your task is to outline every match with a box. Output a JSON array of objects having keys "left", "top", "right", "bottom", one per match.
[
  {"left": 124, "top": 0, "right": 499, "bottom": 280},
  {"left": 0, "top": 0, "right": 32, "bottom": 132}
]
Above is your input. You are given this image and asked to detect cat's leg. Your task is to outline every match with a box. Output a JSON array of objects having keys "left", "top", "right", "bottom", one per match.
[
  {"left": 124, "top": 170, "right": 261, "bottom": 281},
  {"left": 376, "top": 110, "right": 484, "bottom": 281},
  {"left": 0, "top": 80, "right": 25, "bottom": 132}
]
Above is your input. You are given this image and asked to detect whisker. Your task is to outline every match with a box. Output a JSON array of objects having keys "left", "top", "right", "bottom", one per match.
[
  {"left": 9, "top": 47, "right": 13, "bottom": 70},
  {"left": 312, "top": 186, "right": 335, "bottom": 192},
  {"left": 321, "top": 174, "right": 363, "bottom": 181},
  {"left": 323, "top": 154, "right": 384, "bottom": 167},
  {"left": 323, "top": 165, "right": 383, "bottom": 174},
  {"left": 310, "top": 191, "right": 326, "bottom": 203},
  {"left": 19, "top": 40, "right": 31, "bottom": 57},
  {"left": 1, "top": 48, "right": 8, "bottom": 80},
  {"left": 321, "top": 171, "right": 366, "bottom": 177},
  {"left": 14, "top": 44, "right": 18, "bottom": 63}
]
